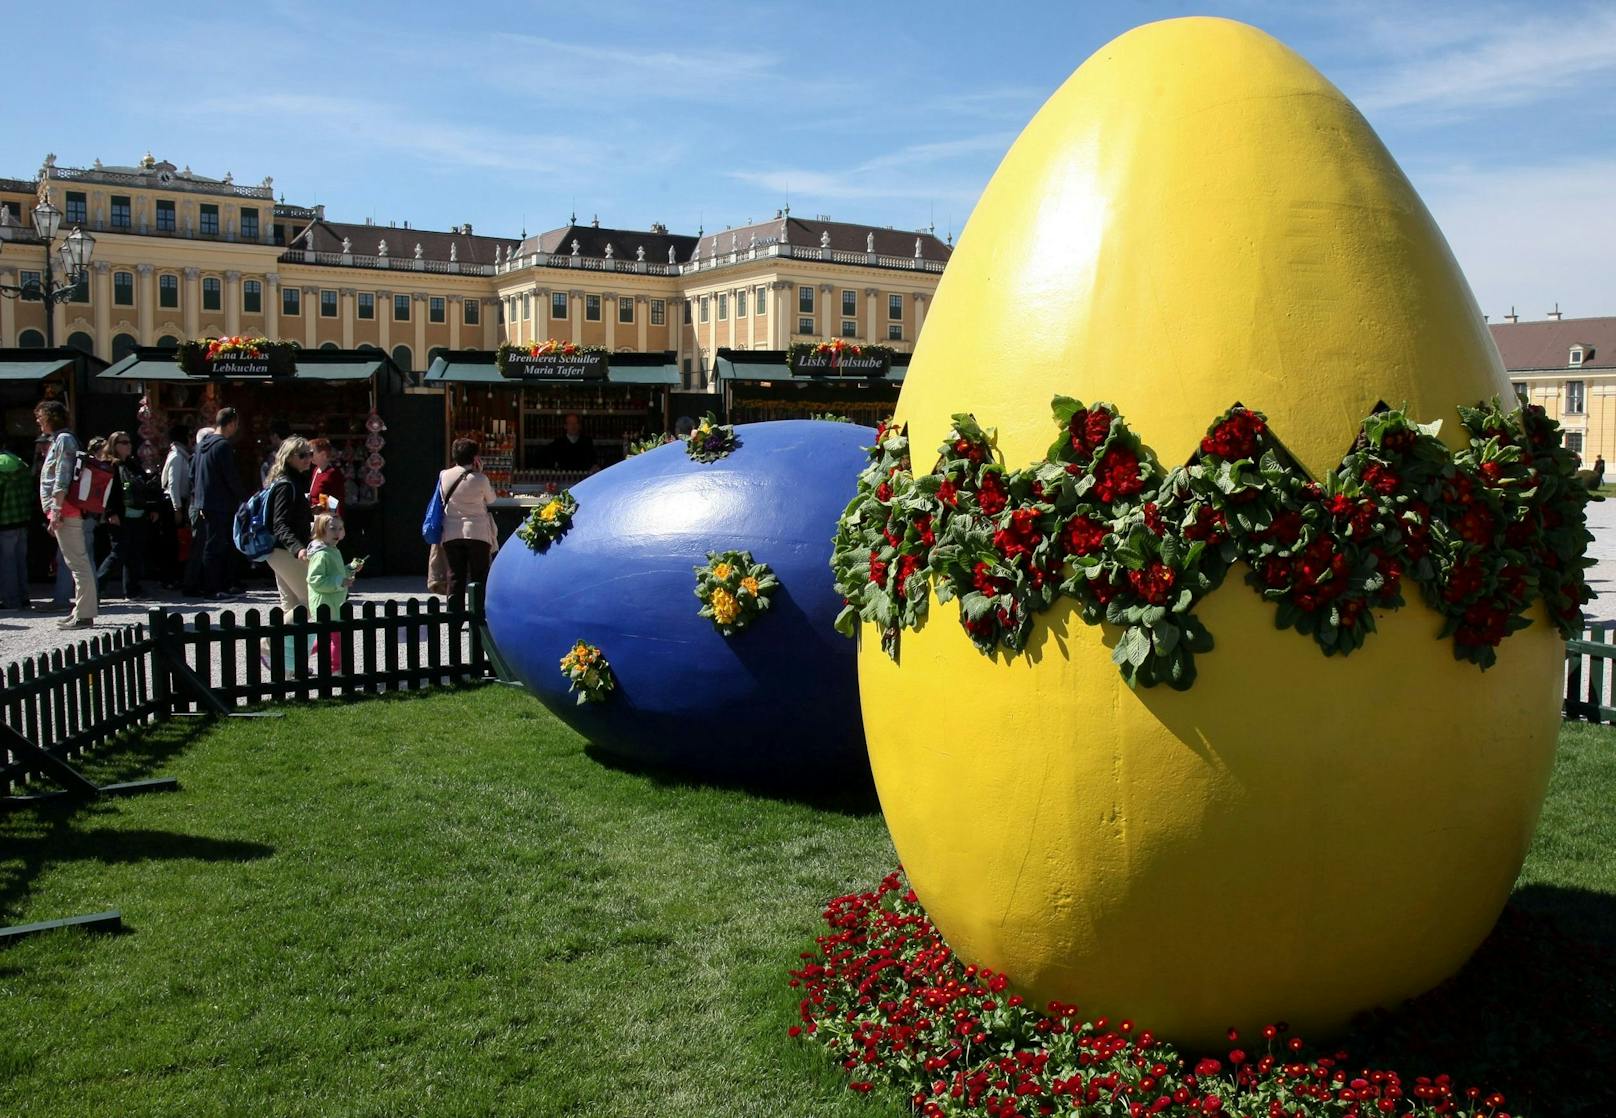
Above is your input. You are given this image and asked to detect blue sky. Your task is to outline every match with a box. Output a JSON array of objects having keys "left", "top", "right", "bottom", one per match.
[{"left": 8, "top": 1, "right": 1614, "bottom": 319}]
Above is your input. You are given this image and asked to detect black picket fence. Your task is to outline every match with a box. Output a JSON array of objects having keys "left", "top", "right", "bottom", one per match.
[
  {"left": 0, "top": 586, "right": 505, "bottom": 799},
  {"left": 1564, "top": 622, "right": 1616, "bottom": 725}
]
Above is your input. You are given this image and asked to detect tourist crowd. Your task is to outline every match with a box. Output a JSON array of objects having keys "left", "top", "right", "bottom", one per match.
[{"left": 3, "top": 400, "right": 353, "bottom": 632}]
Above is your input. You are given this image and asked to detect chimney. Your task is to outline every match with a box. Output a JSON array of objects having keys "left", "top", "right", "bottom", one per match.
[
  {"left": 462, "top": 222, "right": 472, "bottom": 236},
  {"left": 1548, "top": 303, "right": 1563, "bottom": 321},
  {"left": 1505, "top": 306, "right": 1519, "bottom": 324}
]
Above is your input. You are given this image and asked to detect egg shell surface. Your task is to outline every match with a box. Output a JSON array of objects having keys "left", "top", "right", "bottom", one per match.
[
  {"left": 861, "top": 16, "right": 1562, "bottom": 1046},
  {"left": 488, "top": 420, "right": 870, "bottom": 787}
]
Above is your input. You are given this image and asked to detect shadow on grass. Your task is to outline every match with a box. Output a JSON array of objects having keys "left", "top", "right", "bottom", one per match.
[
  {"left": 1336, "top": 888, "right": 1616, "bottom": 1117},
  {"left": 583, "top": 742, "right": 882, "bottom": 817},
  {"left": 0, "top": 715, "right": 272, "bottom": 927}
]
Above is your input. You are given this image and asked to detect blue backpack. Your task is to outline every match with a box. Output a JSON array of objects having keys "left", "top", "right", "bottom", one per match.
[{"left": 234, "top": 479, "right": 287, "bottom": 560}]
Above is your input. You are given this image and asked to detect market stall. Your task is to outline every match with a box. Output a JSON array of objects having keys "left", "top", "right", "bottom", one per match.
[
  {"left": 715, "top": 346, "right": 909, "bottom": 427},
  {"left": 424, "top": 348, "right": 678, "bottom": 535},
  {"left": 99, "top": 345, "right": 403, "bottom": 567},
  {"left": 0, "top": 346, "right": 105, "bottom": 457},
  {"left": 2, "top": 347, "right": 110, "bottom": 582}
]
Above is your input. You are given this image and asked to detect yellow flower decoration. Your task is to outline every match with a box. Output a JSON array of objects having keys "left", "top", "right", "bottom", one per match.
[
  {"left": 740, "top": 576, "right": 760, "bottom": 596},
  {"left": 539, "top": 500, "right": 563, "bottom": 522},
  {"left": 712, "top": 562, "right": 734, "bottom": 581},
  {"left": 710, "top": 588, "right": 740, "bottom": 625}
]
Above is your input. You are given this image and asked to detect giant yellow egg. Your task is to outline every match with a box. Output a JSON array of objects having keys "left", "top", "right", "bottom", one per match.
[{"left": 862, "top": 17, "right": 1562, "bottom": 1047}]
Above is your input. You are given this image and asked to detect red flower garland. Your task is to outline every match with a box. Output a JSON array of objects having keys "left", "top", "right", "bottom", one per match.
[{"left": 829, "top": 397, "right": 1596, "bottom": 687}]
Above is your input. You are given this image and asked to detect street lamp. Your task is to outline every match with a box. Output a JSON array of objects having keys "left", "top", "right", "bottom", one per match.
[{"left": 0, "top": 194, "right": 96, "bottom": 347}]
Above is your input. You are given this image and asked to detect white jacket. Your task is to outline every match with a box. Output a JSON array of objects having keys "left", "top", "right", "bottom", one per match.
[{"left": 161, "top": 444, "right": 192, "bottom": 510}]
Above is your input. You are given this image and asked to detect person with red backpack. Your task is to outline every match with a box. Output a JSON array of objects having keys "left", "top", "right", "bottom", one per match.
[{"left": 33, "top": 400, "right": 98, "bottom": 629}]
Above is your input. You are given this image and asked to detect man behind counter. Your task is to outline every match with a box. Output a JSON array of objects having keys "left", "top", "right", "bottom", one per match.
[{"left": 545, "top": 413, "right": 596, "bottom": 472}]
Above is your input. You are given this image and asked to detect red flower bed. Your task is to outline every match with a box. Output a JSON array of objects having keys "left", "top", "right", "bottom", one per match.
[{"left": 788, "top": 871, "right": 1615, "bottom": 1117}]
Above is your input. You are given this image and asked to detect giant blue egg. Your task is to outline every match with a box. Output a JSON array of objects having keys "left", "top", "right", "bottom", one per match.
[{"left": 486, "top": 420, "right": 871, "bottom": 787}]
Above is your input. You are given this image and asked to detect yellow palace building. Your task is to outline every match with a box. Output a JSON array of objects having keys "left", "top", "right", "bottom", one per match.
[{"left": 0, "top": 152, "right": 950, "bottom": 390}]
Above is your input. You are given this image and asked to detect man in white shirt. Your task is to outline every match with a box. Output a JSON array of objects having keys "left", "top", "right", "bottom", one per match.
[{"left": 160, "top": 423, "right": 193, "bottom": 591}]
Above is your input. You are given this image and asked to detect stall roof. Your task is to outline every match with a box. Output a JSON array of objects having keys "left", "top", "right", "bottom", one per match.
[
  {"left": 0, "top": 347, "right": 109, "bottom": 381},
  {"left": 0, "top": 357, "right": 73, "bottom": 381},
  {"left": 100, "top": 347, "right": 395, "bottom": 382},
  {"left": 715, "top": 348, "right": 910, "bottom": 383},
  {"left": 425, "top": 350, "right": 680, "bottom": 386}
]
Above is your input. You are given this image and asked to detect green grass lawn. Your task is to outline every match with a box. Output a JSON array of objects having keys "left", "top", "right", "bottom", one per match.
[{"left": 0, "top": 689, "right": 1612, "bottom": 1117}]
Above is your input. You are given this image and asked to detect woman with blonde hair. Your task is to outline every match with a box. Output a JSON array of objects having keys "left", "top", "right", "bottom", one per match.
[{"left": 264, "top": 435, "right": 316, "bottom": 613}]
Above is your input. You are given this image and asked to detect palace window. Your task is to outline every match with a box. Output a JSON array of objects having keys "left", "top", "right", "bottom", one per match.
[
  {"left": 1570, "top": 345, "right": 1586, "bottom": 368},
  {"left": 19, "top": 271, "right": 41, "bottom": 301},
  {"left": 154, "top": 199, "right": 175, "bottom": 232},
  {"left": 798, "top": 316, "right": 814, "bottom": 335},
  {"left": 798, "top": 285, "right": 814, "bottom": 313},
  {"left": 1512, "top": 382, "right": 1528, "bottom": 402},
  {"left": 888, "top": 324, "right": 903, "bottom": 341},
  {"left": 619, "top": 296, "right": 634, "bottom": 324},
  {"left": 755, "top": 285, "right": 766, "bottom": 314},
  {"left": 241, "top": 208, "right": 260, "bottom": 241},
  {"left": 203, "top": 277, "right": 222, "bottom": 311},
  {"left": 650, "top": 298, "right": 665, "bottom": 326},
  {"left": 736, "top": 289, "right": 747, "bottom": 317},
  {"left": 322, "top": 290, "right": 338, "bottom": 318},
  {"left": 357, "top": 292, "right": 374, "bottom": 319},
  {"left": 842, "top": 289, "right": 857, "bottom": 316},
  {"left": 243, "top": 279, "right": 262, "bottom": 313},
  {"left": 841, "top": 319, "right": 857, "bottom": 337},
  {"left": 1565, "top": 380, "right": 1585, "bottom": 414},
  {"left": 113, "top": 271, "right": 134, "bottom": 306},
  {"left": 429, "top": 296, "right": 445, "bottom": 323},
  {"left": 464, "top": 299, "right": 480, "bottom": 326},
  {"left": 283, "top": 286, "right": 301, "bottom": 316},
  {"left": 65, "top": 192, "right": 86, "bottom": 225},
  {"left": 683, "top": 300, "right": 692, "bottom": 324},
  {"left": 699, "top": 296, "right": 710, "bottom": 323},
  {"left": 159, "top": 274, "right": 179, "bottom": 309},
  {"left": 111, "top": 196, "right": 132, "bottom": 230},
  {"left": 521, "top": 294, "right": 530, "bottom": 321},
  {"left": 199, "top": 204, "right": 220, "bottom": 236},
  {"left": 1566, "top": 431, "right": 1585, "bottom": 456},
  {"left": 585, "top": 294, "right": 601, "bottom": 321},
  {"left": 394, "top": 294, "right": 411, "bottom": 321},
  {"left": 552, "top": 292, "right": 568, "bottom": 319},
  {"left": 70, "top": 275, "right": 88, "bottom": 303},
  {"left": 889, "top": 294, "right": 903, "bottom": 320},
  {"left": 717, "top": 293, "right": 727, "bottom": 321}
]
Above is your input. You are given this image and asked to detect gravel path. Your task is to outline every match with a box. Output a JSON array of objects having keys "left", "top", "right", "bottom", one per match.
[{"left": 0, "top": 574, "right": 439, "bottom": 670}]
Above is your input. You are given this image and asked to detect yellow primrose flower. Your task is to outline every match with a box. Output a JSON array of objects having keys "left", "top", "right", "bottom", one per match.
[
  {"left": 740, "top": 576, "right": 760, "bottom": 596},
  {"left": 711, "top": 562, "right": 733, "bottom": 581},
  {"left": 711, "top": 588, "right": 740, "bottom": 625},
  {"left": 540, "top": 500, "right": 564, "bottom": 522}
]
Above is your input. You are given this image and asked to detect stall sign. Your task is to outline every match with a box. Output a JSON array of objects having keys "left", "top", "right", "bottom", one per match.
[
  {"left": 790, "top": 350, "right": 892, "bottom": 378},
  {"left": 501, "top": 352, "right": 608, "bottom": 380}
]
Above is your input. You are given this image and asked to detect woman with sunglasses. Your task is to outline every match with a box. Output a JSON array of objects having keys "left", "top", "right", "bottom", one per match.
[
  {"left": 94, "top": 430, "right": 159, "bottom": 599},
  {"left": 263, "top": 437, "right": 317, "bottom": 622}
]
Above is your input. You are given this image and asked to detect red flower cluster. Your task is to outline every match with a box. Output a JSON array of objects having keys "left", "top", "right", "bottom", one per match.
[
  {"left": 1094, "top": 446, "right": 1145, "bottom": 504},
  {"left": 1128, "top": 559, "right": 1178, "bottom": 606},
  {"left": 1068, "top": 406, "right": 1114, "bottom": 461},
  {"left": 1200, "top": 409, "right": 1267, "bottom": 459},
  {"left": 993, "top": 508, "right": 1044, "bottom": 564},
  {"left": 977, "top": 471, "right": 1008, "bottom": 517},
  {"left": 1065, "top": 515, "right": 1108, "bottom": 557},
  {"left": 790, "top": 871, "right": 1513, "bottom": 1118}
]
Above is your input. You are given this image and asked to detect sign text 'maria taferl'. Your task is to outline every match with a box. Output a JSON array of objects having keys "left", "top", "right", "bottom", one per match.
[
  {"left": 500, "top": 351, "right": 609, "bottom": 380},
  {"left": 789, "top": 350, "right": 892, "bottom": 378}
]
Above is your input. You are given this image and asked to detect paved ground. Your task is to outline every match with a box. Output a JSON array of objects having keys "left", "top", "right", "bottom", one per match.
[{"left": 0, "top": 574, "right": 435, "bottom": 668}]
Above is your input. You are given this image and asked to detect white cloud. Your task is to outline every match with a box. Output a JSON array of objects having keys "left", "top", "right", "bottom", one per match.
[
  {"left": 1416, "top": 158, "right": 1616, "bottom": 318},
  {"left": 1351, "top": 6, "right": 1616, "bottom": 116},
  {"left": 727, "top": 132, "right": 1010, "bottom": 208}
]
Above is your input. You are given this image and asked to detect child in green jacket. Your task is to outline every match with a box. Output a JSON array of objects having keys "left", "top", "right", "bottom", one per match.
[{"left": 307, "top": 513, "right": 357, "bottom": 672}]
